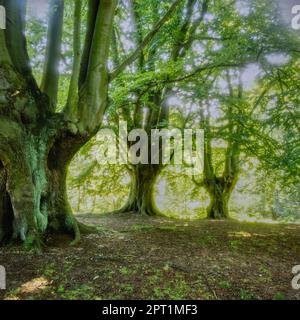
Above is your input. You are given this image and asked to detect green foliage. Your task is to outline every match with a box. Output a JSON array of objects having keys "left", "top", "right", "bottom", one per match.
[
  {"left": 239, "top": 289, "right": 257, "bottom": 300},
  {"left": 24, "top": 0, "right": 299, "bottom": 220},
  {"left": 273, "top": 292, "right": 286, "bottom": 300}
]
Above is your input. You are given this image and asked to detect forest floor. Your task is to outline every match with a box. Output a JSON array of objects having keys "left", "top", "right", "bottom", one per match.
[{"left": 1, "top": 212, "right": 300, "bottom": 300}]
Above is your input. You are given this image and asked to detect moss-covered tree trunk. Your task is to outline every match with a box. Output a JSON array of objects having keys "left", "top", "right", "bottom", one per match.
[
  {"left": 0, "top": 0, "right": 117, "bottom": 248},
  {"left": 0, "top": 83, "right": 87, "bottom": 246},
  {"left": 203, "top": 150, "right": 239, "bottom": 220},
  {"left": 198, "top": 70, "right": 241, "bottom": 220},
  {"left": 122, "top": 165, "right": 159, "bottom": 215},
  {"left": 205, "top": 177, "right": 236, "bottom": 219}
]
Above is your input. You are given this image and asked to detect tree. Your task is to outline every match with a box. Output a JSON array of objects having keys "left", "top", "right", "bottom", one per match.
[
  {"left": 198, "top": 73, "right": 242, "bottom": 219},
  {"left": 111, "top": 0, "right": 214, "bottom": 215}
]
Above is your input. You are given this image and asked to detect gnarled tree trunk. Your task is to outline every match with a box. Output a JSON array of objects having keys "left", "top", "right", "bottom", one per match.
[
  {"left": 0, "top": 77, "right": 87, "bottom": 247},
  {"left": 121, "top": 164, "right": 159, "bottom": 216},
  {"left": 0, "top": 0, "right": 117, "bottom": 248},
  {"left": 197, "top": 71, "right": 242, "bottom": 220},
  {"left": 205, "top": 176, "right": 237, "bottom": 219}
]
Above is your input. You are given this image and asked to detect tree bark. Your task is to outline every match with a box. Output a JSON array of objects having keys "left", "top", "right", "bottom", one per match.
[
  {"left": 0, "top": 162, "right": 14, "bottom": 242},
  {"left": 1, "top": 132, "right": 90, "bottom": 248},
  {"left": 120, "top": 165, "right": 160, "bottom": 216},
  {"left": 0, "top": 62, "right": 90, "bottom": 249},
  {"left": 205, "top": 177, "right": 234, "bottom": 219}
]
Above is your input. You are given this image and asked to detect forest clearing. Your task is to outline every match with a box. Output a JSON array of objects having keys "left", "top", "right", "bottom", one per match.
[
  {"left": 0, "top": 213, "right": 300, "bottom": 300},
  {"left": 0, "top": 0, "right": 299, "bottom": 303}
]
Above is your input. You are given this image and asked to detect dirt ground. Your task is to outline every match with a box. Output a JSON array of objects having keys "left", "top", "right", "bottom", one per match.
[{"left": 1, "top": 213, "right": 300, "bottom": 300}]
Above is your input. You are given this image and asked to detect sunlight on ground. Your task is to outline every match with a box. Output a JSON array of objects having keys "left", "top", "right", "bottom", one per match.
[
  {"left": 232, "top": 214, "right": 280, "bottom": 224},
  {"left": 5, "top": 277, "right": 50, "bottom": 300},
  {"left": 228, "top": 231, "right": 253, "bottom": 238},
  {"left": 20, "top": 277, "right": 50, "bottom": 294}
]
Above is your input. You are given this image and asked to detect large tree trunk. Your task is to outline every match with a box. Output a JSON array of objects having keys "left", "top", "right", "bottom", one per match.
[
  {"left": 0, "top": 63, "right": 89, "bottom": 249},
  {"left": 120, "top": 165, "right": 160, "bottom": 216},
  {"left": 0, "top": 0, "right": 118, "bottom": 249},
  {"left": 205, "top": 179, "right": 230, "bottom": 219},
  {"left": 0, "top": 110, "right": 86, "bottom": 248},
  {"left": 204, "top": 175, "right": 237, "bottom": 219},
  {"left": 0, "top": 0, "right": 125, "bottom": 252}
]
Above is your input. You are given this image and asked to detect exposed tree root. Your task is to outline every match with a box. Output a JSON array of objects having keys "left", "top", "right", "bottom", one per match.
[
  {"left": 77, "top": 220, "right": 97, "bottom": 234},
  {"left": 70, "top": 218, "right": 81, "bottom": 246},
  {"left": 69, "top": 217, "right": 98, "bottom": 246},
  {"left": 23, "top": 231, "right": 45, "bottom": 253}
]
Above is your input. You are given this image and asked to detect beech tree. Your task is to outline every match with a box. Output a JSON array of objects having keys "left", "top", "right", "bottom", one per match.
[
  {"left": 195, "top": 73, "right": 243, "bottom": 219},
  {"left": 111, "top": 0, "right": 223, "bottom": 215},
  {"left": 0, "top": 0, "right": 182, "bottom": 247}
]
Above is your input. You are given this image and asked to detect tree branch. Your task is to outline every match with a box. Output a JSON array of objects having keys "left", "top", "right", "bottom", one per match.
[
  {"left": 3, "top": 0, "right": 38, "bottom": 90},
  {"left": 111, "top": 26, "right": 121, "bottom": 70},
  {"left": 110, "top": 0, "right": 184, "bottom": 81},
  {"left": 78, "top": 0, "right": 100, "bottom": 89},
  {"left": 178, "top": 0, "right": 209, "bottom": 57},
  {"left": 41, "top": 0, "right": 64, "bottom": 110},
  {"left": 159, "top": 0, "right": 208, "bottom": 122},
  {"left": 78, "top": 0, "right": 117, "bottom": 133},
  {"left": 171, "top": 0, "right": 197, "bottom": 60},
  {"left": 65, "top": 0, "right": 82, "bottom": 118}
]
